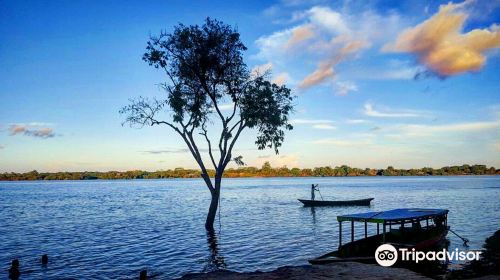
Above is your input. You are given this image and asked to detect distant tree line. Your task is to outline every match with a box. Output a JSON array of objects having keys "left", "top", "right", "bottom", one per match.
[{"left": 0, "top": 163, "right": 497, "bottom": 181}]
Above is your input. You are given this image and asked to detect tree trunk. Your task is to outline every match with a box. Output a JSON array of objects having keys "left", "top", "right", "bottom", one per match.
[
  {"left": 205, "top": 175, "right": 222, "bottom": 231},
  {"left": 205, "top": 190, "right": 219, "bottom": 231}
]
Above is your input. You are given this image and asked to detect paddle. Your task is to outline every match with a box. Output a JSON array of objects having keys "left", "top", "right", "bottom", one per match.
[{"left": 315, "top": 184, "right": 325, "bottom": 201}]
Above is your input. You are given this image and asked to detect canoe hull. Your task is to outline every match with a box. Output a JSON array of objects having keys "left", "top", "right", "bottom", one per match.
[{"left": 298, "top": 198, "right": 374, "bottom": 207}]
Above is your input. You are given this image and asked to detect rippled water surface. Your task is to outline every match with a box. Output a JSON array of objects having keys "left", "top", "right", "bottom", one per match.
[{"left": 1, "top": 176, "right": 499, "bottom": 279}]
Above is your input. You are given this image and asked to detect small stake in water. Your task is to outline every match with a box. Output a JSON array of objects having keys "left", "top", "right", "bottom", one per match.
[
  {"left": 139, "top": 270, "right": 148, "bottom": 280},
  {"left": 9, "top": 259, "right": 20, "bottom": 280},
  {"left": 449, "top": 228, "right": 470, "bottom": 246},
  {"left": 41, "top": 254, "right": 49, "bottom": 265}
]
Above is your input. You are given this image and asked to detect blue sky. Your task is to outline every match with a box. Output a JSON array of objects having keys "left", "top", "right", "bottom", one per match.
[{"left": 1, "top": 0, "right": 499, "bottom": 172}]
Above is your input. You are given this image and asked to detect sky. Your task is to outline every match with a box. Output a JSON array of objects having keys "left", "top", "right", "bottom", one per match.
[{"left": 1, "top": 0, "right": 499, "bottom": 172}]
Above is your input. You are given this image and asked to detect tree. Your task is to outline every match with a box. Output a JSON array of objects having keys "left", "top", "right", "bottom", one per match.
[{"left": 120, "top": 18, "right": 294, "bottom": 231}]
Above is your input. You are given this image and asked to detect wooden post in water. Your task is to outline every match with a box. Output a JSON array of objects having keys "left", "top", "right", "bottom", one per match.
[
  {"left": 339, "top": 221, "right": 342, "bottom": 247},
  {"left": 364, "top": 221, "right": 367, "bottom": 238},
  {"left": 377, "top": 223, "right": 380, "bottom": 235},
  {"left": 383, "top": 222, "right": 386, "bottom": 243},
  {"left": 9, "top": 259, "right": 20, "bottom": 280},
  {"left": 140, "top": 270, "right": 147, "bottom": 280},
  {"left": 41, "top": 255, "right": 48, "bottom": 265},
  {"left": 351, "top": 220, "right": 354, "bottom": 243}
]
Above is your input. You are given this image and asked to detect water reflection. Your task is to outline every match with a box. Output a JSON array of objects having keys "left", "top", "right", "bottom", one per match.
[
  {"left": 1, "top": 177, "right": 497, "bottom": 279},
  {"left": 310, "top": 207, "right": 317, "bottom": 224},
  {"left": 203, "top": 230, "right": 226, "bottom": 272}
]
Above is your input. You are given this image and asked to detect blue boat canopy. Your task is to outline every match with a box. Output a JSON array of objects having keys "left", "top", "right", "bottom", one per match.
[{"left": 337, "top": 208, "right": 448, "bottom": 223}]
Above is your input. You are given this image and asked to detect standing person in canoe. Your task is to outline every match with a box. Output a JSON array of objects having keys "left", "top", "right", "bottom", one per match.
[
  {"left": 311, "top": 184, "right": 319, "bottom": 201},
  {"left": 299, "top": 185, "right": 374, "bottom": 207}
]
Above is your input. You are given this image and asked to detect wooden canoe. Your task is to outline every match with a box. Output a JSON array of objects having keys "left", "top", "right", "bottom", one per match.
[{"left": 298, "top": 198, "right": 374, "bottom": 207}]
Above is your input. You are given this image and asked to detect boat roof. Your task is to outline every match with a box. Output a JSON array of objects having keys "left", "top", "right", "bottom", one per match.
[{"left": 337, "top": 208, "right": 448, "bottom": 223}]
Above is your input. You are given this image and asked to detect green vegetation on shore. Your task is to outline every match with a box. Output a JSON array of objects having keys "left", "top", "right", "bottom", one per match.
[{"left": 0, "top": 163, "right": 497, "bottom": 181}]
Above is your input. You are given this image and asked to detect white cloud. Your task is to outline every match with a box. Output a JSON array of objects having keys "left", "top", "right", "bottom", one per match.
[
  {"left": 255, "top": 30, "right": 292, "bottom": 61},
  {"left": 250, "top": 63, "right": 291, "bottom": 86},
  {"left": 312, "top": 124, "right": 336, "bottom": 130},
  {"left": 307, "top": 6, "right": 349, "bottom": 34},
  {"left": 383, "top": 1, "right": 500, "bottom": 77},
  {"left": 286, "top": 24, "right": 316, "bottom": 48},
  {"left": 381, "top": 119, "right": 500, "bottom": 141},
  {"left": 346, "top": 119, "right": 369, "bottom": 124},
  {"left": 218, "top": 104, "right": 234, "bottom": 111},
  {"left": 272, "top": 72, "right": 290, "bottom": 85},
  {"left": 142, "top": 148, "right": 190, "bottom": 154},
  {"left": 10, "top": 122, "right": 54, "bottom": 127},
  {"left": 335, "top": 81, "right": 358, "bottom": 96},
  {"left": 291, "top": 119, "right": 335, "bottom": 124},
  {"left": 255, "top": 4, "right": 408, "bottom": 90},
  {"left": 313, "top": 138, "right": 373, "bottom": 147},
  {"left": 398, "top": 120, "right": 500, "bottom": 137},
  {"left": 291, "top": 118, "right": 336, "bottom": 130},
  {"left": 364, "top": 103, "right": 423, "bottom": 118},
  {"left": 9, "top": 123, "right": 56, "bottom": 138},
  {"left": 299, "top": 37, "right": 369, "bottom": 88},
  {"left": 254, "top": 153, "right": 299, "bottom": 167},
  {"left": 251, "top": 62, "right": 273, "bottom": 77}
]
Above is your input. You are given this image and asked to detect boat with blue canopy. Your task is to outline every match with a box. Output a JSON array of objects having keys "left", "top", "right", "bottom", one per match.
[{"left": 309, "top": 208, "right": 449, "bottom": 264}]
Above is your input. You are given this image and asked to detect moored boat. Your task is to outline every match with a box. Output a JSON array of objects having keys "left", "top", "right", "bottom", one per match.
[
  {"left": 298, "top": 198, "right": 374, "bottom": 207},
  {"left": 309, "top": 208, "right": 449, "bottom": 264}
]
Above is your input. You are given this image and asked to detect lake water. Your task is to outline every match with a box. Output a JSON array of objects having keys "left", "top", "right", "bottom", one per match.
[{"left": 1, "top": 176, "right": 499, "bottom": 279}]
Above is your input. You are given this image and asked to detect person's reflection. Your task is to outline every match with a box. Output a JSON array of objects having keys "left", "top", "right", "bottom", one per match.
[
  {"left": 204, "top": 230, "right": 226, "bottom": 272},
  {"left": 310, "top": 206, "right": 317, "bottom": 224}
]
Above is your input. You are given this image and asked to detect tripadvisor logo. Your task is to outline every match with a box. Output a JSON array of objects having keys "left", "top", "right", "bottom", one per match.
[
  {"left": 375, "top": 244, "right": 482, "bottom": 266},
  {"left": 375, "top": 244, "right": 398, "bottom": 266}
]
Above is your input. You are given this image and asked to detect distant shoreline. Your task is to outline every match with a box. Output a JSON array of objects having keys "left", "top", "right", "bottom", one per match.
[
  {"left": 1, "top": 164, "right": 498, "bottom": 181},
  {"left": 0, "top": 174, "right": 499, "bottom": 182}
]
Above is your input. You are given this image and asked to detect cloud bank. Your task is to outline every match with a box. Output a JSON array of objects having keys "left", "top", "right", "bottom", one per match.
[
  {"left": 383, "top": 1, "right": 500, "bottom": 77},
  {"left": 397, "top": 120, "right": 500, "bottom": 138},
  {"left": 299, "top": 38, "right": 368, "bottom": 88},
  {"left": 251, "top": 63, "right": 290, "bottom": 86},
  {"left": 364, "top": 103, "right": 423, "bottom": 118},
  {"left": 291, "top": 118, "right": 336, "bottom": 130},
  {"left": 256, "top": 5, "right": 403, "bottom": 93},
  {"left": 9, "top": 124, "right": 56, "bottom": 138}
]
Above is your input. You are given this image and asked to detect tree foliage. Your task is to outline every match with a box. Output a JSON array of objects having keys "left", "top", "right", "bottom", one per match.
[
  {"left": 119, "top": 18, "right": 294, "bottom": 230},
  {"left": 1, "top": 164, "right": 497, "bottom": 181},
  {"left": 120, "top": 18, "right": 294, "bottom": 180}
]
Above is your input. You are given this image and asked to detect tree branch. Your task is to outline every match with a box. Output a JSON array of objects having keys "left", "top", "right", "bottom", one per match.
[
  {"left": 223, "top": 121, "right": 246, "bottom": 169},
  {"left": 200, "top": 123, "right": 218, "bottom": 170},
  {"left": 151, "top": 120, "right": 181, "bottom": 134},
  {"left": 182, "top": 129, "right": 215, "bottom": 193}
]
